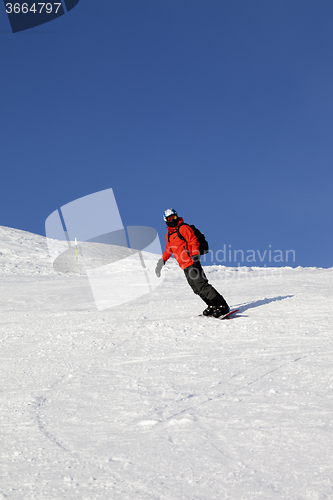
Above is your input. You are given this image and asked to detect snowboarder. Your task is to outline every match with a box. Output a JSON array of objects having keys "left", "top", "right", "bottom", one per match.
[{"left": 155, "top": 209, "right": 230, "bottom": 318}]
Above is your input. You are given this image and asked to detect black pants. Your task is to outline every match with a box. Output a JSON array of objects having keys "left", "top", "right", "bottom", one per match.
[{"left": 183, "top": 262, "right": 228, "bottom": 308}]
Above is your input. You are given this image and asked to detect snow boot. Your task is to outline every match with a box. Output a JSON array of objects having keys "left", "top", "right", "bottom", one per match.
[
  {"left": 202, "top": 305, "right": 215, "bottom": 316},
  {"left": 212, "top": 304, "right": 230, "bottom": 318}
]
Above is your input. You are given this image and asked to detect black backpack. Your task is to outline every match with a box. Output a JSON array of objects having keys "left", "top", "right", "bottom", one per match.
[{"left": 168, "top": 223, "right": 209, "bottom": 255}]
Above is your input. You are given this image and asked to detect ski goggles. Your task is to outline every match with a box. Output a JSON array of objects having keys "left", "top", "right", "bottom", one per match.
[{"left": 166, "top": 215, "right": 178, "bottom": 221}]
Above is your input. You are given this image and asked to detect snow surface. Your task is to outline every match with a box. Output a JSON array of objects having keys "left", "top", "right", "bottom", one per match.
[{"left": 1, "top": 225, "right": 333, "bottom": 500}]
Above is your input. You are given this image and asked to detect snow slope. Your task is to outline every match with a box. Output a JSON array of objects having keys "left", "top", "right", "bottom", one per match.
[{"left": 1, "top": 226, "right": 333, "bottom": 500}]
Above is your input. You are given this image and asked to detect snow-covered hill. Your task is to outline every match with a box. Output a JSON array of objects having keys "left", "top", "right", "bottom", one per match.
[
  {"left": 0, "top": 226, "right": 54, "bottom": 275},
  {"left": 1, "top": 226, "right": 333, "bottom": 500}
]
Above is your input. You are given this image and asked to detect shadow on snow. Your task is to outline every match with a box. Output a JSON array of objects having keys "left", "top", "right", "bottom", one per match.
[{"left": 235, "top": 295, "right": 294, "bottom": 314}]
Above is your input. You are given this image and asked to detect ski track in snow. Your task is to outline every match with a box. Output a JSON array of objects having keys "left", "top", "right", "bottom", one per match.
[{"left": 1, "top": 226, "right": 333, "bottom": 499}]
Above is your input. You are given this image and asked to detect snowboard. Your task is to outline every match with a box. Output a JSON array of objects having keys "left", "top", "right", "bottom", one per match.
[{"left": 199, "top": 308, "right": 239, "bottom": 320}]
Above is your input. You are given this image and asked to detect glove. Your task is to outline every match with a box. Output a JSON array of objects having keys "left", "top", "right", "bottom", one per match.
[
  {"left": 155, "top": 258, "right": 165, "bottom": 277},
  {"left": 192, "top": 254, "right": 200, "bottom": 263}
]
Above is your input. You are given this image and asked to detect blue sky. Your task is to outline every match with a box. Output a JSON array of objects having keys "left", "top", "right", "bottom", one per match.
[{"left": 1, "top": 0, "right": 332, "bottom": 267}]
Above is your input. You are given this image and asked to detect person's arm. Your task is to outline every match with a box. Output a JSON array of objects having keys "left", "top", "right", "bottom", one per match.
[
  {"left": 162, "top": 245, "right": 172, "bottom": 262},
  {"left": 180, "top": 225, "right": 200, "bottom": 258}
]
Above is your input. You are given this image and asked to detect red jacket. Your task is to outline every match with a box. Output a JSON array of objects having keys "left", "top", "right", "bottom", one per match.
[{"left": 162, "top": 218, "right": 200, "bottom": 269}]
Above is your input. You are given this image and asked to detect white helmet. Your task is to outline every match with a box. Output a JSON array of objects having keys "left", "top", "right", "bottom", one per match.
[
  {"left": 163, "top": 208, "right": 179, "bottom": 228},
  {"left": 163, "top": 208, "right": 178, "bottom": 221}
]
